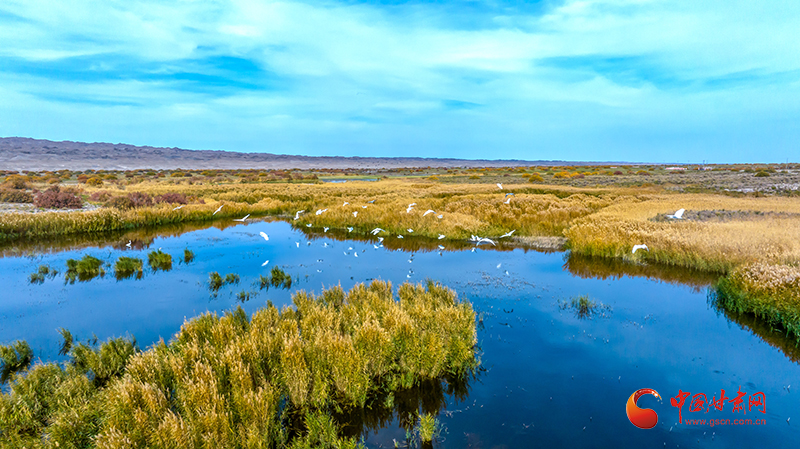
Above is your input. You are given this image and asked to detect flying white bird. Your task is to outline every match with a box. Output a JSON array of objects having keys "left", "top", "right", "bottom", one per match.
[
  {"left": 172, "top": 205, "right": 184, "bottom": 211},
  {"left": 667, "top": 208, "right": 686, "bottom": 219},
  {"left": 126, "top": 240, "right": 132, "bottom": 248},
  {"left": 306, "top": 223, "right": 312, "bottom": 227},
  {"left": 398, "top": 235, "right": 404, "bottom": 239},
  {"left": 423, "top": 210, "right": 435, "bottom": 217},
  {"left": 500, "top": 230, "right": 516, "bottom": 238},
  {"left": 323, "top": 242, "right": 329, "bottom": 247},
  {"left": 343, "top": 202, "right": 349, "bottom": 206},
  {"left": 261, "top": 260, "right": 269, "bottom": 267},
  {"left": 471, "top": 235, "right": 496, "bottom": 246},
  {"left": 371, "top": 228, "right": 385, "bottom": 235},
  {"left": 438, "top": 234, "right": 445, "bottom": 240},
  {"left": 438, "top": 245, "right": 445, "bottom": 250},
  {"left": 497, "top": 263, "right": 502, "bottom": 269},
  {"left": 367, "top": 200, "right": 375, "bottom": 203},
  {"left": 294, "top": 210, "right": 305, "bottom": 220},
  {"left": 296, "top": 242, "right": 300, "bottom": 248},
  {"left": 347, "top": 227, "right": 353, "bottom": 233},
  {"left": 437, "top": 214, "right": 443, "bottom": 219},
  {"left": 233, "top": 214, "right": 250, "bottom": 222},
  {"left": 353, "top": 211, "right": 358, "bottom": 217},
  {"left": 632, "top": 244, "right": 649, "bottom": 254},
  {"left": 406, "top": 206, "right": 415, "bottom": 213},
  {"left": 503, "top": 197, "right": 512, "bottom": 205},
  {"left": 354, "top": 253, "right": 358, "bottom": 258},
  {"left": 362, "top": 205, "right": 367, "bottom": 209},
  {"left": 316, "top": 209, "right": 327, "bottom": 215},
  {"left": 213, "top": 205, "right": 223, "bottom": 215},
  {"left": 374, "top": 244, "right": 380, "bottom": 249},
  {"left": 348, "top": 247, "right": 353, "bottom": 250},
  {"left": 259, "top": 232, "right": 269, "bottom": 241},
  {"left": 377, "top": 237, "right": 384, "bottom": 243},
  {"left": 409, "top": 203, "right": 417, "bottom": 207},
  {"left": 471, "top": 247, "right": 476, "bottom": 252},
  {"left": 497, "top": 183, "right": 503, "bottom": 190},
  {"left": 407, "top": 228, "right": 413, "bottom": 233},
  {"left": 324, "top": 227, "right": 329, "bottom": 232}
]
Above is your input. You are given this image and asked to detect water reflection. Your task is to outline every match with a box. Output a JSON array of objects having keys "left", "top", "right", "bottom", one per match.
[
  {"left": 708, "top": 290, "right": 800, "bottom": 363},
  {"left": 563, "top": 252, "right": 720, "bottom": 292}
]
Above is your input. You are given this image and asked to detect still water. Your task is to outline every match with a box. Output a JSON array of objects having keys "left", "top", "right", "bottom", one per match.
[{"left": 2, "top": 219, "right": 798, "bottom": 448}]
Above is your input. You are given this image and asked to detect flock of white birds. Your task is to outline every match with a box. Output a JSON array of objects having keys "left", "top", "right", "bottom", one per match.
[{"left": 220, "top": 184, "right": 686, "bottom": 262}]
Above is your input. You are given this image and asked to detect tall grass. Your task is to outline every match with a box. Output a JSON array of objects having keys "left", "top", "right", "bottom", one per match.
[
  {"left": 0, "top": 281, "right": 477, "bottom": 447},
  {"left": 64, "top": 255, "right": 105, "bottom": 283},
  {"left": 114, "top": 257, "right": 143, "bottom": 280},
  {"left": 147, "top": 249, "right": 172, "bottom": 271},
  {"left": 29, "top": 265, "right": 58, "bottom": 284}
]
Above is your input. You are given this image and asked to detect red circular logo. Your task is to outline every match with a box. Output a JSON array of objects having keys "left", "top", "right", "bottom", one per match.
[{"left": 627, "top": 388, "right": 660, "bottom": 429}]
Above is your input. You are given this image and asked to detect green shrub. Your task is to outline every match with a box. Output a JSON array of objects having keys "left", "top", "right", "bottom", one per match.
[
  {"left": 65, "top": 255, "right": 105, "bottom": 283},
  {"left": 183, "top": 248, "right": 195, "bottom": 263},
  {"left": 147, "top": 250, "right": 172, "bottom": 271},
  {"left": 114, "top": 257, "right": 143, "bottom": 280},
  {"left": 0, "top": 341, "right": 33, "bottom": 383}
]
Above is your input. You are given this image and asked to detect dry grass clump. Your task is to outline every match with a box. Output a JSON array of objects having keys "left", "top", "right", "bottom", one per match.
[
  {"left": 714, "top": 263, "right": 800, "bottom": 343},
  {"left": 0, "top": 281, "right": 476, "bottom": 448}
]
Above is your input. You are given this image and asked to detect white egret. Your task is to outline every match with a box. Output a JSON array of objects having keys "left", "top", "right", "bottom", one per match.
[
  {"left": 343, "top": 251, "right": 349, "bottom": 255},
  {"left": 371, "top": 227, "right": 384, "bottom": 235},
  {"left": 296, "top": 242, "right": 300, "bottom": 248},
  {"left": 406, "top": 206, "right": 414, "bottom": 213},
  {"left": 497, "top": 263, "right": 502, "bottom": 269},
  {"left": 354, "top": 253, "right": 358, "bottom": 258},
  {"left": 632, "top": 244, "right": 649, "bottom": 254},
  {"left": 471, "top": 235, "right": 496, "bottom": 246},
  {"left": 500, "top": 230, "right": 516, "bottom": 238},
  {"left": 306, "top": 223, "right": 312, "bottom": 227},
  {"left": 409, "top": 203, "right": 417, "bottom": 207},
  {"left": 233, "top": 214, "right": 250, "bottom": 222},
  {"left": 213, "top": 205, "right": 223, "bottom": 215},
  {"left": 324, "top": 227, "right": 329, "bottom": 232},
  {"left": 294, "top": 210, "right": 305, "bottom": 220},
  {"left": 348, "top": 227, "right": 353, "bottom": 232},
  {"left": 374, "top": 244, "right": 380, "bottom": 249},
  {"left": 261, "top": 260, "right": 269, "bottom": 267},
  {"left": 348, "top": 247, "right": 353, "bottom": 250},
  {"left": 503, "top": 197, "right": 512, "bottom": 205},
  {"left": 367, "top": 200, "right": 375, "bottom": 203},
  {"left": 362, "top": 205, "right": 367, "bottom": 209},
  {"left": 438, "top": 234, "right": 445, "bottom": 240},
  {"left": 377, "top": 237, "right": 384, "bottom": 243},
  {"left": 407, "top": 228, "right": 413, "bottom": 233},
  {"left": 667, "top": 208, "right": 685, "bottom": 219},
  {"left": 398, "top": 235, "right": 404, "bottom": 239},
  {"left": 316, "top": 208, "right": 327, "bottom": 215},
  {"left": 438, "top": 245, "right": 445, "bottom": 250},
  {"left": 471, "top": 247, "right": 476, "bottom": 252},
  {"left": 353, "top": 211, "right": 358, "bottom": 217},
  {"left": 323, "top": 242, "right": 329, "bottom": 247},
  {"left": 126, "top": 240, "right": 132, "bottom": 248},
  {"left": 343, "top": 201, "right": 349, "bottom": 206},
  {"left": 259, "top": 232, "right": 269, "bottom": 241},
  {"left": 172, "top": 205, "right": 184, "bottom": 211},
  {"left": 437, "top": 214, "right": 443, "bottom": 219},
  {"left": 423, "top": 209, "right": 435, "bottom": 217},
  {"left": 497, "top": 183, "right": 503, "bottom": 189}
]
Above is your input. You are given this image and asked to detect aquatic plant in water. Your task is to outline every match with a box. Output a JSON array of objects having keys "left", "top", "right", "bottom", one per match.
[
  {"left": 64, "top": 255, "right": 105, "bottom": 284},
  {"left": 183, "top": 248, "right": 195, "bottom": 263},
  {"left": 208, "top": 271, "right": 240, "bottom": 291},
  {"left": 147, "top": 249, "right": 172, "bottom": 271},
  {"left": 29, "top": 264, "right": 58, "bottom": 284},
  {"left": 0, "top": 281, "right": 477, "bottom": 447},
  {"left": 560, "top": 295, "right": 611, "bottom": 319},
  {"left": 0, "top": 340, "right": 33, "bottom": 383},
  {"left": 114, "top": 257, "right": 143, "bottom": 280}
]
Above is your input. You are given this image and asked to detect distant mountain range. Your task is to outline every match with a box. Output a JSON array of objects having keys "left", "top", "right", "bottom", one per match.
[{"left": 0, "top": 137, "right": 626, "bottom": 170}]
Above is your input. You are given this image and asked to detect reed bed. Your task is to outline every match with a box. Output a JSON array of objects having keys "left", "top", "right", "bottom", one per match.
[
  {"left": 147, "top": 250, "right": 173, "bottom": 272},
  {"left": 0, "top": 281, "right": 477, "bottom": 448},
  {"left": 713, "top": 263, "right": 800, "bottom": 344},
  {"left": 114, "top": 257, "right": 143, "bottom": 280},
  {"left": 64, "top": 255, "right": 105, "bottom": 284}
]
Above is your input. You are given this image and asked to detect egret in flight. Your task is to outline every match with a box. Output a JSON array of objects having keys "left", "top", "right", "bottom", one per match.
[
  {"left": 423, "top": 209, "right": 435, "bottom": 217},
  {"left": 497, "top": 183, "right": 503, "bottom": 190},
  {"left": 667, "top": 208, "right": 685, "bottom": 219},
  {"left": 324, "top": 227, "right": 329, "bottom": 232},
  {"left": 362, "top": 205, "right": 367, "bottom": 209},
  {"left": 294, "top": 210, "right": 305, "bottom": 220},
  {"left": 316, "top": 209, "right": 327, "bottom": 215},
  {"left": 259, "top": 232, "right": 269, "bottom": 241},
  {"left": 213, "top": 205, "right": 223, "bottom": 215},
  {"left": 371, "top": 227, "right": 385, "bottom": 235},
  {"left": 296, "top": 242, "right": 300, "bottom": 248},
  {"left": 500, "top": 230, "right": 516, "bottom": 238},
  {"left": 126, "top": 240, "right": 132, "bottom": 248},
  {"left": 503, "top": 196, "right": 512, "bottom": 205},
  {"left": 438, "top": 234, "right": 445, "bottom": 240},
  {"left": 343, "top": 201, "right": 349, "bottom": 206},
  {"left": 261, "top": 260, "right": 269, "bottom": 267},
  {"left": 233, "top": 214, "right": 250, "bottom": 222},
  {"left": 407, "top": 228, "right": 413, "bottom": 233},
  {"left": 632, "top": 244, "right": 649, "bottom": 254},
  {"left": 398, "top": 235, "right": 404, "bottom": 239},
  {"left": 173, "top": 205, "right": 184, "bottom": 211},
  {"left": 347, "top": 227, "right": 353, "bottom": 233},
  {"left": 437, "top": 214, "right": 443, "bottom": 219},
  {"left": 353, "top": 211, "right": 358, "bottom": 217},
  {"left": 306, "top": 223, "right": 312, "bottom": 227}
]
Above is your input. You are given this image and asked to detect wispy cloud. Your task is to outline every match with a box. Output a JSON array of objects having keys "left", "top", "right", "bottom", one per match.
[{"left": 0, "top": 0, "right": 798, "bottom": 162}]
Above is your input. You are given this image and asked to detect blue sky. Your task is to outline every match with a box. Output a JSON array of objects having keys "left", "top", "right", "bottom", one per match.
[{"left": 1, "top": 0, "right": 799, "bottom": 162}]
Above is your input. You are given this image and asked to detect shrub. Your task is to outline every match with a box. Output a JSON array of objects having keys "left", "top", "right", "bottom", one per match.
[
  {"left": 755, "top": 171, "right": 770, "bottom": 177},
  {"left": 553, "top": 171, "right": 571, "bottom": 179},
  {"left": 2, "top": 175, "right": 29, "bottom": 189},
  {"left": 105, "top": 196, "right": 134, "bottom": 210},
  {"left": 88, "top": 191, "right": 112, "bottom": 202},
  {"left": 34, "top": 186, "right": 83, "bottom": 209},
  {"left": 528, "top": 173, "right": 544, "bottom": 183},
  {"left": 65, "top": 255, "right": 105, "bottom": 283},
  {"left": 114, "top": 257, "right": 143, "bottom": 280},
  {"left": 86, "top": 177, "right": 103, "bottom": 187},
  {"left": 154, "top": 192, "right": 188, "bottom": 204},
  {"left": 126, "top": 191, "right": 153, "bottom": 208},
  {"left": 0, "top": 188, "right": 34, "bottom": 203},
  {"left": 613, "top": 171, "right": 624, "bottom": 175}
]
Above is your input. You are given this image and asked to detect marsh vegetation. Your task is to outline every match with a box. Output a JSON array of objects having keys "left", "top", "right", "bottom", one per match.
[{"left": 0, "top": 281, "right": 477, "bottom": 448}]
